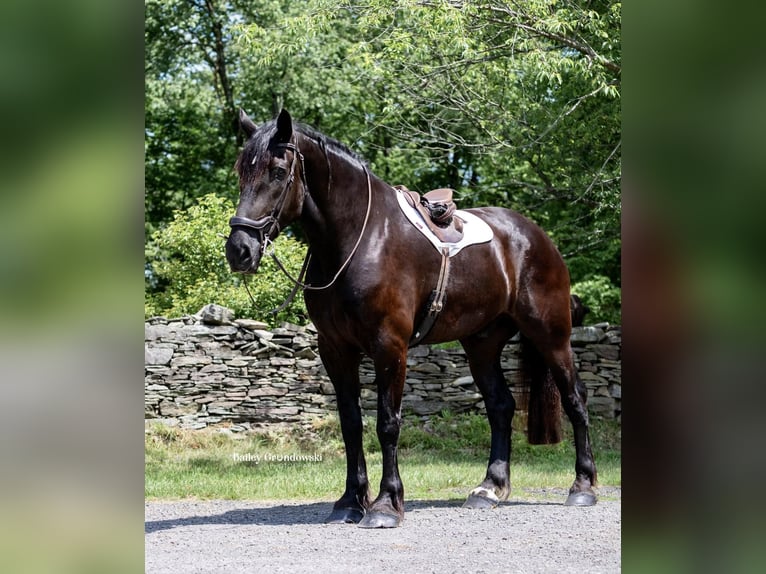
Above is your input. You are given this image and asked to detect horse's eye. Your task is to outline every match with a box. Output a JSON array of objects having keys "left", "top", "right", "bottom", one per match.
[{"left": 271, "top": 167, "right": 287, "bottom": 181}]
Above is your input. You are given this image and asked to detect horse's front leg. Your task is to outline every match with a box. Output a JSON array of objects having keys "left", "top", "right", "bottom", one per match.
[
  {"left": 358, "top": 341, "right": 408, "bottom": 528},
  {"left": 318, "top": 335, "right": 371, "bottom": 524}
]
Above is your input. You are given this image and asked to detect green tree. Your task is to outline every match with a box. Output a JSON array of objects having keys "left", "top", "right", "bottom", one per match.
[
  {"left": 571, "top": 275, "right": 621, "bottom": 324},
  {"left": 145, "top": 1, "right": 621, "bottom": 323},
  {"left": 146, "top": 194, "right": 308, "bottom": 324},
  {"left": 242, "top": 0, "right": 621, "bottom": 286}
]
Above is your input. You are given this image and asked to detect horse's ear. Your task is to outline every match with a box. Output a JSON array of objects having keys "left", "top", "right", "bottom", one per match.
[
  {"left": 275, "top": 109, "right": 293, "bottom": 144},
  {"left": 239, "top": 109, "right": 257, "bottom": 139}
]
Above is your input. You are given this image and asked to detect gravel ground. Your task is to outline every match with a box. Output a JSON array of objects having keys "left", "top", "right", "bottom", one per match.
[{"left": 146, "top": 488, "right": 620, "bottom": 573}]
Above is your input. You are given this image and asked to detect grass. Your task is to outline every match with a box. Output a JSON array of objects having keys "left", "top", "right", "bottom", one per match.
[{"left": 145, "top": 412, "right": 621, "bottom": 502}]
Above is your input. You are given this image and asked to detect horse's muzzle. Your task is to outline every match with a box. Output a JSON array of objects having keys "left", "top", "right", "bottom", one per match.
[{"left": 225, "top": 229, "right": 263, "bottom": 274}]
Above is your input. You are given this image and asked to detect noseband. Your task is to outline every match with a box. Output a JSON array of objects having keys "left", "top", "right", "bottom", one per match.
[{"left": 228, "top": 141, "right": 307, "bottom": 253}]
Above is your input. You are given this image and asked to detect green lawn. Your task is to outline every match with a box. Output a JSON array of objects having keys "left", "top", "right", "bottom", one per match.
[{"left": 145, "top": 412, "right": 621, "bottom": 501}]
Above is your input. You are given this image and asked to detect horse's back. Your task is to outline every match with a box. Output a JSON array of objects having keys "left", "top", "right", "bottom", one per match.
[
  {"left": 465, "top": 206, "right": 568, "bottom": 273},
  {"left": 465, "top": 206, "right": 572, "bottom": 333}
]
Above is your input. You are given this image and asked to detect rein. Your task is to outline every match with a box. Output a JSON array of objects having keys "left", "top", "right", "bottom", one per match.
[
  {"left": 230, "top": 137, "right": 373, "bottom": 312},
  {"left": 268, "top": 166, "right": 373, "bottom": 292}
]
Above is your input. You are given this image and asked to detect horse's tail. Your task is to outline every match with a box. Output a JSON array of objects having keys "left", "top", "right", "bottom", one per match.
[{"left": 518, "top": 335, "right": 563, "bottom": 445}]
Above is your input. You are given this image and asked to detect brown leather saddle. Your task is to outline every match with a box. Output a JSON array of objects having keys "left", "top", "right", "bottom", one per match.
[{"left": 395, "top": 185, "right": 464, "bottom": 243}]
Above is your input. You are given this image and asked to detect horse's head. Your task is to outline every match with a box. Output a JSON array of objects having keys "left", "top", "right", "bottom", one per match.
[{"left": 226, "top": 108, "right": 306, "bottom": 274}]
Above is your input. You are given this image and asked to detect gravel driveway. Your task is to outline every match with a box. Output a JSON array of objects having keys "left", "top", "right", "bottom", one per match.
[{"left": 146, "top": 488, "right": 620, "bottom": 573}]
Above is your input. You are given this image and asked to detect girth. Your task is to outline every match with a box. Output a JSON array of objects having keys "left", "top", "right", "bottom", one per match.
[{"left": 409, "top": 247, "right": 450, "bottom": 347}]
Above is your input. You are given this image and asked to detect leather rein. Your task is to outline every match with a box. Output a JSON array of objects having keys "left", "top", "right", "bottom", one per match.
[{"left": 229, "top": 138, "right": 373, "bottom": 302}]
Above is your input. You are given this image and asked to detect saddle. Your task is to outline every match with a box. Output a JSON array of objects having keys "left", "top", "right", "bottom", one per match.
[{"left": 395, "top": 185, "right": 464, "bottom": 244}]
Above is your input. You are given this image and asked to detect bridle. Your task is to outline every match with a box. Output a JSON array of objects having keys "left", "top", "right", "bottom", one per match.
[
  {"left": 229, "top": 136, "right": 373, "bottom": 300},
  {"left": 228, "top": 141, "right": 307, "bottom": 254}
]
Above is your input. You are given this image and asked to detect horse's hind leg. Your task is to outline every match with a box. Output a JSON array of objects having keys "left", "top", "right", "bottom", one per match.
[
  {"left": 460, "top": 321, "right": 517, "bottom": 509},
  {"left": 539, "top": 340, "right": 598, "bottom": 506}
]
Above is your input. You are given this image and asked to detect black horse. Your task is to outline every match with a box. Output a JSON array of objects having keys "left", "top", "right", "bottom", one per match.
[{"left": 226, "top": 109, "right": 597, "bottom": 528}]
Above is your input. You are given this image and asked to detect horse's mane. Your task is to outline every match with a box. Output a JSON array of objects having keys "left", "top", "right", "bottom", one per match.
[
  {"left": 295, "top": 123, "right": 366, "bottom": 166},
  {"left": 236, "top": 118, "right": 365, "bottom": 178}
]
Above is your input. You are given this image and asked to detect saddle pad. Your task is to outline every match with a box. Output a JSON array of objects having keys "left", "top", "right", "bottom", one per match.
[{"left": 394, "top": 187, "right": 494, "bottom": 257}]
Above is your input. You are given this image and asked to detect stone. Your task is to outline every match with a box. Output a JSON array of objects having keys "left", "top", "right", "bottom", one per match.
[
  {"left": 605, "top": 330, "right": 622, "bottom": 344},
  {"left": 146, "top": 316, "right": 621, "bottom": 426},
  {"left": 580, "top": 372, "right": 608, "bottom": 384},
  {"left": 445, "top": 392, "right": 482, "bottom": 402},
  {"left": 177, "top": 324, "right": 235, "bottom": 339},
  {"left": 199, "top": 304, "right": 235, "bottom": 325},
  {"left": 292, "top": 337, "right": 314, "bottom": 349},
  {"left": 236, "top": 319, "right": 271, "bottom": 330},
  {"left": 252, "top": 329, "right": 274, "bottom": 341},
  {"left": 268, "top": 406, "right": 300, "bottom": 416},
  {"left": 248, "top": 386, "right": 289, "bottom": 397},
  {"left": 408, "top": 346, "right": 430, "bottom": 358},
  {"left": 145, "top": 324, "right": 172, "bottom": 341},
  {"left": 500, "top": 359, "right": 520, "bottom": 370},
  {"left": 410, "top": 362, "right": 441, "bottom": 374},
  {"left": 159, "top": 399, "right": 199, "bottom": 417},
  {"left": 146, "top": 384, "right": 169, "bottom": 391},
  {"left": 419, "top": 383, "right": 443, "bottom": 391},
  {"left": 451, "top": 375, "right": 475, "bottom": 387},
  {"left": 320, "top": 383, "right": 335, "bottom": 395},
  {"left": 145, "top": 346, "right": 173, "bottom": 366},
  {"left": 296, "top": 348, "right": 317, "bottom": 360},
  {"left": 199, "top": 363, "right": 228, "bottom": 373},
  {"left": 171, "top": 355, "right": 212, "bottom": 368},
  {"left": 222, "top": 378, "right": 250, "bottom": 387},
  {"left": 408, "top": 402, "right": 448, "bottom": 416},
  {"left": 194, "top": 396, "right": 218, "bottom": 404},
  {"left": 570, "top": 326, "right": 605, "bottom": 346},
  {"left": 207, "top": 401, "right": 243, "bottom": 414},
  {"left": 590, "top": 344, "right": 620, "bottom": 361}
]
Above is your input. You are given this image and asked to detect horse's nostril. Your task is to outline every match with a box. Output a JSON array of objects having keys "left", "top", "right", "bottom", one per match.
[{"left": 225, "top": 230, "right": 262, "bottom": 273}]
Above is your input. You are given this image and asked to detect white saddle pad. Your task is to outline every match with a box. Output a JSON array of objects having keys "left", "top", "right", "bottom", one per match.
[{"left": 394, "top": 187, "right": 494, "bottom": 257}]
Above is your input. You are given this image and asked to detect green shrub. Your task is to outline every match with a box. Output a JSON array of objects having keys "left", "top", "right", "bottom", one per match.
[
  {"left": 570, "top": 275, "right": 621, "bottom": 325},
  {"left": 145, "top": 193, "right": 308, "bottom": 324}
]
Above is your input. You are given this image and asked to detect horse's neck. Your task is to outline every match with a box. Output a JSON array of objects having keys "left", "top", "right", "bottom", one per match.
[{"left": 299, "top": 138, "right": 372, "bottom": 260}]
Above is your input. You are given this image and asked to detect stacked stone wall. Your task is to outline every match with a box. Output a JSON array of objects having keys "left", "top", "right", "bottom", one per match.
[{"left": 145, "top": 305, "right": 621, "bottom": 430}]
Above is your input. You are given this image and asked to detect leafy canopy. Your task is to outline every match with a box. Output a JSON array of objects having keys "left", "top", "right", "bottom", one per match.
[
  {"left": 145, "top": 0, "right": 621, "bottom": 322},
  {"left": 145, "top": 194, "right": 308, "bottom": 324}
]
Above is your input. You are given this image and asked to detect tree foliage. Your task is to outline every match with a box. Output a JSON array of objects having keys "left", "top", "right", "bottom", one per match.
[
  {"left": 571, "top": 275, "right": 621, "bottom": 324},
  {"left": 145, "top": 0, "right": 621, "bottom": 321},
  {"left": 145, "top": 194, "right": 308, "bottom": 323}
]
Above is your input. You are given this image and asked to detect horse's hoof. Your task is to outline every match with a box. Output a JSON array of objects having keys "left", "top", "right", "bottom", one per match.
[
  {"left": 325, "top": 507, "right": 365, "bottom": 524},
  {"left": 462, "top": 494, "right": 499, "bottom": 509},
  {"left": 463, "top": 487, "right": 500, "bottom": 509},
  {"left": 357, "top": 511, "right": 401, "bottom": 528},
  {"left": 564, "top": 491, "right": 597, "bottom": 506}
]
